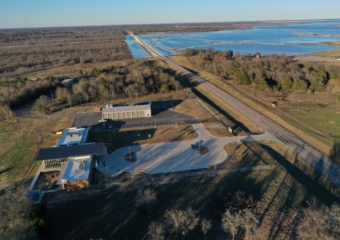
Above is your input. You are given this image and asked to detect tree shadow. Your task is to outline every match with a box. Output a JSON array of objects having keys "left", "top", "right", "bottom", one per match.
[
  {"left": 0, "top": 166, "right": 14, "bottom": 176},
  {"left": 261, "top": 143, "right": 340, "bottom": 206},
  {"left": 191, "top": 87, "right": 252, "bottom": 134}
]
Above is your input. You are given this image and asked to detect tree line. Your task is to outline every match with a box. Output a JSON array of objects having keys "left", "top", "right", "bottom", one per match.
[
  {"left": 181, "top": 48, "right": 340, "bottom": 93},
  {"left": 55, "top": 60, "right": 182, "bottom": 107},
  {"left": 0, "top": 27, "right": 132, "bottom": 78},
  {"left": 0, "top": 76, "right": 60, "bottom": 109},
  {"left": 138, "top": 188, "right": 340, "bottom": 239}
]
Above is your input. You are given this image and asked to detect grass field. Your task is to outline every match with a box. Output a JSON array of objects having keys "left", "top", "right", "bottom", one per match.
[
  {"left": 0, "top": 117, "right": 74, "bottom": 188},
  {"left": 44, "top": 141, "right": 340, "bottom": 240},
  {"left": 169, "top": 56, "right": 336, "bottom": 155},
  {"left": 289, "top": 108, "right": 340, "bottom": 141}
]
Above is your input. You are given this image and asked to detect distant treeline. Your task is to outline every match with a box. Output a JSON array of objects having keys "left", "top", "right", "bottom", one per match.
[
  {"left": 181, "top": 48, "right": 340, "bottom": 92},
  {"left": 0, "top": 22, "right": 303, "bottom": 79},
  {"left": 0, "top": 27, "right": 132, "bottom": 78},
  {"left": 56, "top": 60, "right": 182, "bottom": 105}
]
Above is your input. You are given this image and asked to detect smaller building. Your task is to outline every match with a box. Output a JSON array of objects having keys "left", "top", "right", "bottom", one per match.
[
  {"left": 57, "top": 156, "right": 93, "bottom": 185},
  {"left": 102, "top": 104, "right": 151, "bottom": 120},
  {"left": 35, "top": 143, "right": 107, "bottom": 169},
  {"left": 56, "top": 127, "right": 89, "bottom": 147}
]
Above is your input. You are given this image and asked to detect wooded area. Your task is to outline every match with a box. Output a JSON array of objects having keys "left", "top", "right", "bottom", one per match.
[
  {"left": 0, "top": 26, "right": 132, "bottom": 78},
  {"left": 56, "top": 60, "right": 181, "bottom": 107},
  {"left": 182, "top": 48, "right": 340, "bottom": 93},
  {"left": 0, "top": 76, "right": 60, "bottom": 109}
]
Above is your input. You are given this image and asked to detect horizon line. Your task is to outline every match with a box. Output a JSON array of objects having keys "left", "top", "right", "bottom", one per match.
[{"left": 1, "top": 18, "right": 339, "bottom": 30}]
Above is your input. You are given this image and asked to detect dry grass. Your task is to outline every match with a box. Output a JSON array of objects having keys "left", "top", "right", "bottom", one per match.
[
  {"left": 196, "top": 86, "right": 264, "bottom": 135},
  {"left": 20, "top": 58, "right": 156, "bottom": 80},
  {"left": 204, "top": 122, "right": 232, "bottom": 137},
  {"left": 175, "top": 99, "right": 213, "bottom": 121},
  {"left": 0, "top": 117, "right": 74, "bottom": 186},
  {"left": 300, "top": 49, "right": 340, "bottom": 58}
]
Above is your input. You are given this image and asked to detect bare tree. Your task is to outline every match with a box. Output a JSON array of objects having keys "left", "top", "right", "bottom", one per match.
[
  {"left": 135, "top": 188, "right": 157, "bottom": 214},
  {"left": 0, "top": 184, "right": 39, "bottom": 239},
  {"left": 222, "top": 209, "right": 241, "bottom": 240},
  {"left": 33, "top": 95, "right": 51, "bottom": 115},
  {"left": 147, "top": 222, "right": 165, "bottom": 240},
  {"left": 297, "top": 208, "right": 332, "bottom": 240},
  {"left": 0, "top": 104, "right": 13, "bottom": 120},
  {"left": 201, "top": 218, "right": 212, "bottom": 236},
  {"left": 164, "top": 207, "right": 199, "bottom": 236}
]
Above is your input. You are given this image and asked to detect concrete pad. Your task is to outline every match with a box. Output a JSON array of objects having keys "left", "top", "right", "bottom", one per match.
[{"left": 95, "top": 123, "right": 280, "bottom": 177}]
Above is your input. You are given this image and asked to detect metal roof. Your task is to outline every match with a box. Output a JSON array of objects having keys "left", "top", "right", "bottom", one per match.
[
  {"left": 35, "top": 143, "right": 106, "bottom": 161},
  {"left": 102, "top": 104, "right": 150, "bottom": 113}
]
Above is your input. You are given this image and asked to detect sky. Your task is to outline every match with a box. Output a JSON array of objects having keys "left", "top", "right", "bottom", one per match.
[{"left": 1, "top": 0, "right": 340, "bottom": 29}]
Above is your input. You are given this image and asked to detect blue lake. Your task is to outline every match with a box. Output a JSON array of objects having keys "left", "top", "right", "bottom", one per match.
[
  {"left": 127, "top": 20, "right": 340, "bottom": 57},
  {"left": 125, "top": 35, "right": 149, "bottom": 58}
]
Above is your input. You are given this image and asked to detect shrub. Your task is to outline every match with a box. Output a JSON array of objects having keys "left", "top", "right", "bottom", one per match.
[
  {"left": 135, "top": 188, "right": 157, "bottom": 214},
  {"left": 164, "top": 207, "right": 199, "bottom": 236}
]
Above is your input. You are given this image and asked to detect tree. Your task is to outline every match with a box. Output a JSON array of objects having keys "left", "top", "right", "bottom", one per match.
[
  {"left": 67, "top": 92, "right": 74, "bottom": 108},
  {"left": 160, "top": 83, "right": 170, "bottom": 93},
  {"left": 0, "top": 184, "right": 41, "bottom": 239},
  {"left": 147, "top": 222, "right": 165, "bottom": 240},
  {"left": 222, "top": 210, "right": 241, "bottom": 240},
  {"left": 201, "top": 218, "right": 212, "bottom": 236},
  {"left": 33, "top": 95, "right": 51, "bottom": 115},
  {"left": 281, "top": 77, "right": 293, "bottom": 91},
  {"left": 0, "top": 104, "right": 13, "bottom": 120},
  {"left": 135, "top": 188, "right": 157, "bottom": 214},
  {"left": 297, "top": 208, "right": 331, "bottom": 240},
  {"left": 164, "top": 207, "right": 199, "bottom": 236},
  {"left": 225, "top": 50, "right": 234, "bottom": 58},
  {"left": 337, "top": 95, "right": 340, "bottom": 102},
  {"left": 222, "top": 209, "right": 261, "bottom": 240},
  {"left": 233, "top": 70, "right": 251, "bottom": 85},
  {"left": 55, "top": 87, "right": 69, "bottom": 104}
]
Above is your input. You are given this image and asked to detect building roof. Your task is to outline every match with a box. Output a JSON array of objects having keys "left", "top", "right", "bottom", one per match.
[
  {"left": 56, "top": 127, "right": 89, "bottom": 147},
  {"left": 35, "top": 143, "right": 106, "bottom": 161},
  {"left": 57, "top": 156, "right": 92, "bottom": 184},
  {"left": 102, "top": 104, "right": 151, "bottom": 113}
]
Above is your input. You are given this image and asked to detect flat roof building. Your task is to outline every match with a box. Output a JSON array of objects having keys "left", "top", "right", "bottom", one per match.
[
  {"left": 57, "top": 156, "right": 93, "bottom": 185},
  {"left": 56, "top": 127, "right": 89, "bottom": 147},
  {"left": 102, "top": 104, "right": 151, "bottom": 120}
]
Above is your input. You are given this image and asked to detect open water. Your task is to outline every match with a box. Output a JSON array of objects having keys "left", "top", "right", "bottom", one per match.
[{"left": 126, "top": 20, "right": 340, "bottom": 58}]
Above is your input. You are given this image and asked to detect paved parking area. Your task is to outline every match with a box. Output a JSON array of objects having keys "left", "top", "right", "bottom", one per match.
[
  {"left": 73, "top": 108, "right": 199, "bottom": 129},
  {"left": 95, "top": 123, "right": 280, "bottom": 176}
]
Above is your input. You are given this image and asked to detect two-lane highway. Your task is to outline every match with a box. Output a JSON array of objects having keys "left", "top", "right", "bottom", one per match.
[{"left": 129, "top": 31, "right": 340, "bottom": 187}]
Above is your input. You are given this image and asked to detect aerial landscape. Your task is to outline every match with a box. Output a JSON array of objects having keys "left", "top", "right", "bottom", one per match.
[{"left": 1, "top": 1, "right": 340, "bottom": 239}]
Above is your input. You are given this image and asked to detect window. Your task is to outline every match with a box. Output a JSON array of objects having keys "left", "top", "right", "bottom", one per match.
[{"left": 44, "top": 159, "right": 68, "bottom": 169}]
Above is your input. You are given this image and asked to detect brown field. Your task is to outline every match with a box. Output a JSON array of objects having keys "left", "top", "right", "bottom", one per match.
[{"left": 301, "top": 49, "right": 340, "bottom": 58}]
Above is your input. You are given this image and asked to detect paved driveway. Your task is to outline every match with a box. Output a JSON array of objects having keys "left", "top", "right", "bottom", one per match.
[{"left": 95, "top": 124, "right": 279, "bottom": 176}]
